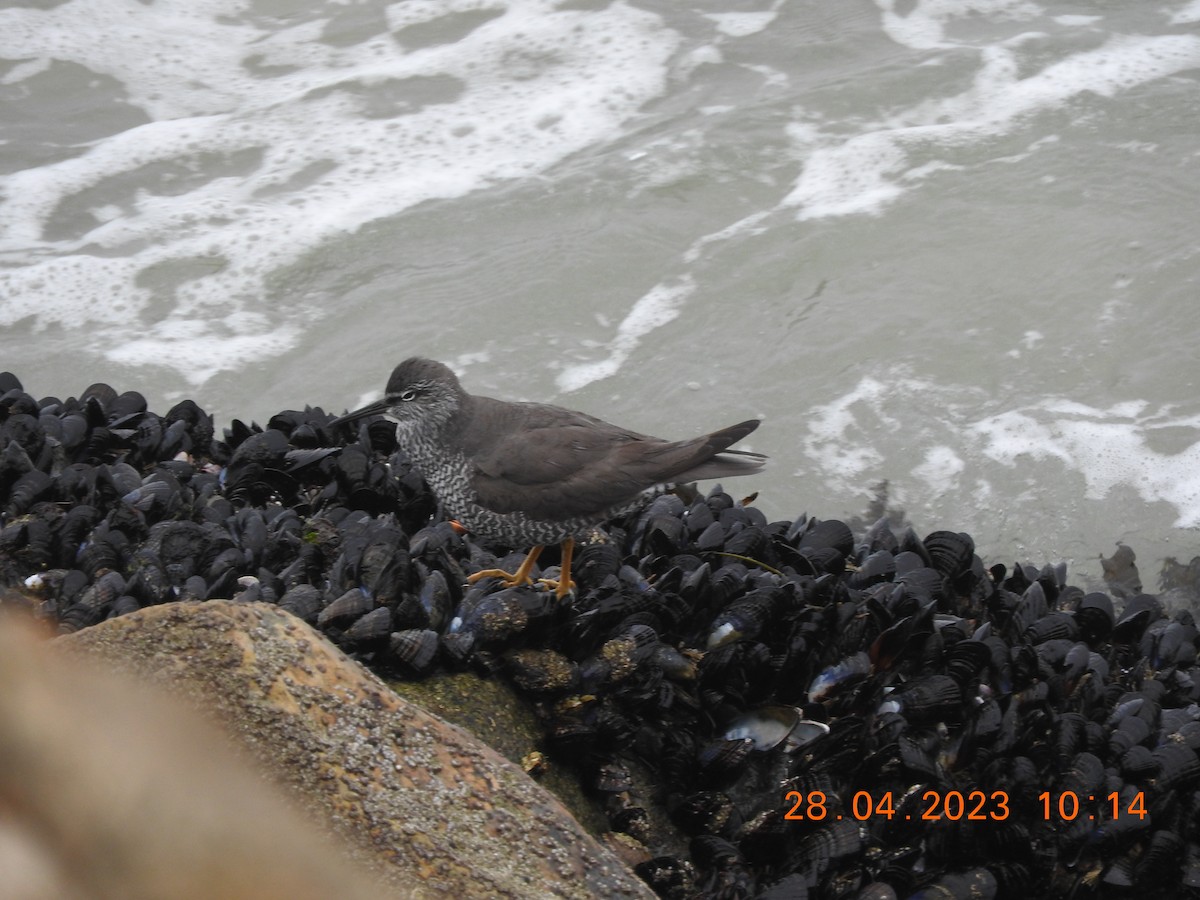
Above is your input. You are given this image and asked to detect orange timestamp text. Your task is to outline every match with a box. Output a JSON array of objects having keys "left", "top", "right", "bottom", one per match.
[{"left": 784, "top": 789, "right": 1148, "bottom": 823}]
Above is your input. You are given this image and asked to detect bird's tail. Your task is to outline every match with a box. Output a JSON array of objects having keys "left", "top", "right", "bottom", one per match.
[{"left": 672, "top": 419, "right": 767, "bottom": 482}]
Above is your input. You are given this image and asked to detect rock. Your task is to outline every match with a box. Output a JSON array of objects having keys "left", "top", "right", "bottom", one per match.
[
  {"left": 1101, "top": 542, "right": 1142, "bottom": 598},
  {"left": 0, "top": 615, "right": 386, "bottom": 900},
  {"left": 391, "top": 673, "right": 688, "bottom": 861},
  {"left": 390, "top": 670, "right": 613, "bottom": 839},
  {"left": 54, "top": 600, "right": 654, "bottom": 900}
]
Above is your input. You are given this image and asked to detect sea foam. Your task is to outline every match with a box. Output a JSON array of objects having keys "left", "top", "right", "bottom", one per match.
[{"left": 0, "top": 0, "right": 679, "bottom": 383}]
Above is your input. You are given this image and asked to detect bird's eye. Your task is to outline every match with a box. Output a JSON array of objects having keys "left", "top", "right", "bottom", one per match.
[{"left": 399, "top": 388, "right": 417, "bottom": 402}]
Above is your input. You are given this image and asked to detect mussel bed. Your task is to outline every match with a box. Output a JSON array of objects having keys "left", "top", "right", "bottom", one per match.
[{"left": 2, "top": 373, "right": 1200, "bottom": 900}]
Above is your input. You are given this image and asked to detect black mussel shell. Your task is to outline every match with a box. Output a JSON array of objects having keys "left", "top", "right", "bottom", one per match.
[
  {"left": 389, "top": 629, "right": 440, "bottom": 676},
  {"left": 317, "top": 588, "right": 374, "bottom": 628},
  {"left": 504, "top": 649, "right": 580, "bottom": 695}
]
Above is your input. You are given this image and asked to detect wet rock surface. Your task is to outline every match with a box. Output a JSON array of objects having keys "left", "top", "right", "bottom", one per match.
[
  {"left": 56, "top": 600, "right": 652, "bottom": 899},
  {"left": 3, "top": 372, "right": 1200, "bottom": 898}
]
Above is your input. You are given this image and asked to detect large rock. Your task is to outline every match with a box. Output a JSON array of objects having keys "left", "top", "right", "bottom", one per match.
[
  {"left": 0, "top": 614, "right": 387, "bottom": 900},
  {"left": 53, "top": 600, "right": 654, "bottom": 899}
]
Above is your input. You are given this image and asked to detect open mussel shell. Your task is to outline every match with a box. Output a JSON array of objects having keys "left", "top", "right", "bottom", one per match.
[
  {"left": 789, "top": 719, "right": 832, "bottom": 750},
  {"left": 720, "top": 705, "right": 812, "bottom": 752}
]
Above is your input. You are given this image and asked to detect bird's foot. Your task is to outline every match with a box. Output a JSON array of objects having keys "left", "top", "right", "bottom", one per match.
[
  {"left": 466, "top": 540, "right": 577, "bottom": 601},
  {"left": 540, "top": 537, "right": 577, "bottom": 600},
  {"left": 464, "top": 568, "right": 575, "bottom": 599},
  {"left": 466, "top": 545, "right": 545, "bottom": 592},
  {"left": 466, "top": 567, "right": 536, "bottom": 590},
  {"left": 536, "top": 575, "right": 576, "bottom": 600}
]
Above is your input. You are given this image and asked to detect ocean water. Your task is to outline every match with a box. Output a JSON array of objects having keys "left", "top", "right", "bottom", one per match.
[{"left": 2, "top": 0, "right": 1198, "bottom": 586}]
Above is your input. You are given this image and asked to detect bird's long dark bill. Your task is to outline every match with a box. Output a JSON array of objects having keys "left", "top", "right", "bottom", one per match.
[{"left": 329, "top": 398, "right": 390, "bottom": 427}]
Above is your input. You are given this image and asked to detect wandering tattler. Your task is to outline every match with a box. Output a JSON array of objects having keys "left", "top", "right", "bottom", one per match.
[{"left": 333, "top": 358, "right": 766, "bottom": 598}]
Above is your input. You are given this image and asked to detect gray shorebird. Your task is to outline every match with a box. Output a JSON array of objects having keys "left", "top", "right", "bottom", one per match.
[{"left": 332, "top": 358, "right": 766, "bottom": 598}]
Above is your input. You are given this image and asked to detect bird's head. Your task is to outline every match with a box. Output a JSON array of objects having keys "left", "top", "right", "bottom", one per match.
[{"left": 331, "top": 357, "right": 464, "bottom": 441}]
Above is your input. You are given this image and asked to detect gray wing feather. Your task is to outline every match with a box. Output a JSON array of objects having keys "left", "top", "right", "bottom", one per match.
[{"left": 465, "top": 405, "right": 764, "bottom": 521}]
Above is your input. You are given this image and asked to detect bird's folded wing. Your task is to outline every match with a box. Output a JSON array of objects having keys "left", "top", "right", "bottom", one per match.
[
  {"left": 470, "top": 425, "right": 762, "bottom": 522},
  {"left": 470, "top": 423, "right": 650, "bottom": 519}
]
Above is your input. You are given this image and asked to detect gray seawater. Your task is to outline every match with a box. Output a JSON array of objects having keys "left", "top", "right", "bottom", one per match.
[{"left": 2, "top": 0, "right": 1199, "bottom": 585}]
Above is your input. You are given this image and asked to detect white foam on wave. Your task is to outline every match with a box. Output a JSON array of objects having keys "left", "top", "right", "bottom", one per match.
[
  {"left": 912, "top": 445, "right": 967, "bottom": 497},
  {"left": 555, "top": 277, "right": 696, "bottom": 393},
  {"left": 971, "top": 402, "right": 1200, "bottom": 529},
  {"left": 876, "top": 0, "right": 1041, "bottom": 51},
  {"left": 798, "top": 374, "right": 1200, "bottom": 534},
  {"left": 785, "top": 1, "right": 1200, "bottom": 220},
  {"left": 1171, "top": 0, "right": 1200, "bottom": 25},
  {"left": 799, "top": 375, "right": 895, "bottom": 485},
  {"left": 703, "top": 11, "right": 778, "bottom": 38},
  {"left": 0, "top": 0, "right": 679, "bottom": 383}
]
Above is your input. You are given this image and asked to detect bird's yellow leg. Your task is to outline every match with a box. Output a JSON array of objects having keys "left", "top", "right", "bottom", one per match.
[
  {"left": 468, "top": 545, "right": 544, "bottom": 589},
  {"left": 537, "top": 537, "right": 577, "bottom": 600}
]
